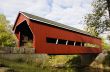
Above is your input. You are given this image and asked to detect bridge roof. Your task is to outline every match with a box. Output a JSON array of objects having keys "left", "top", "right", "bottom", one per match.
[{"left": 18, "top": 11, "right": 100, "bottom": 39}]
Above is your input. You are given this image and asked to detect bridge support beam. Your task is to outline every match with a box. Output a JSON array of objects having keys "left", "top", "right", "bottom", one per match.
[{"left": 80, "top": 53, "right": 99, "bottom": 67}]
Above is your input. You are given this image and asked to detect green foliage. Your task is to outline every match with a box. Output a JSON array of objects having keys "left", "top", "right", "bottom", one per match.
[
  {"left": 24, "top": 40, "right": 33, "bottom": 48},
  {"left": 49, "top": 55, "right": 75, "bottom": 66},
  {"left": 0, "top": 58, "right": 74, "bottom": 72},
  {"left": 84, "top": 0, "right": 110, "bottom": 36},
  {"left": 66, "top": 56, "right": 81, "bottom": 67},
  {"left": 102, "top": 37, "right": 110, "bottom": 49},
  {"left": 0, "top": 14, "right": 16, "bottom": 47},
  {"left": 103, "top": 43, "right": 110, "bottom": 50},
  {"left": 0, "top": 54, "right": 75, "bottom": 72}
]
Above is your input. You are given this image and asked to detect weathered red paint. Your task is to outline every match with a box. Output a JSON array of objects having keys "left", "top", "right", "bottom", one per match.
[{"left": 13, "top": 12, "right": 102, "bottom": 54}]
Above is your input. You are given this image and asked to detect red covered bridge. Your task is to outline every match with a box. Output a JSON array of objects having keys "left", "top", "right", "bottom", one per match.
[{"left": 13, "top": 12, "right": 102, "bottom": 54}]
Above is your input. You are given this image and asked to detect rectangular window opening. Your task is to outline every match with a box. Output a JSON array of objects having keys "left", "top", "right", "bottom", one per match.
[
  {"left": 84, "top": 43, "right": 100, "bottom": 48},
  {"left": 75, "top": 42, "right": 81, "bottom": 46},
  {"left": 68, "top": 41, "right": 75, "bottom": 45},
  {"left": 58, "top": 39, "right": 67, "bottom": 45},
  {"left": 81, "top": 42, "right": 85, "bottom": 46},
  {"left": 82, "top": 42, "right": 85, "bottom": 46},
  {"left": 46, "top": 38, "right": 57, "bottom": 44}
]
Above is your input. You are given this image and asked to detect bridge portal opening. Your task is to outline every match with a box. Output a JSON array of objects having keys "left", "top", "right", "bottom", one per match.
[{"left": 15, "top": 21, "right": 33, "bottom": 48}]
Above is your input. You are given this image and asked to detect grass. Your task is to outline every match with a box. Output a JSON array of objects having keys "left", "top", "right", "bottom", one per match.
[
  {"left": 0, "top": 54, "right": 83, "bottom": 72},
  {"left": 0, "top": 54, "right": 109, "bottom": 72},
  {"left": 0, "top": 58, "right": 51, "bottom": 72},
  {"left": 0, "top": 58, "right": 75, "bottom": 72}
]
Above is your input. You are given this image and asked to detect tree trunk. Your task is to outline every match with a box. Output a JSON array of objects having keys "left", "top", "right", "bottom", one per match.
[{"left": 106, "top": 0, "right": 110, "bottom": 17}]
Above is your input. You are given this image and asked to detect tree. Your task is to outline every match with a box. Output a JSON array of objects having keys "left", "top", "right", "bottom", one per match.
[
  {"left": 106, "top": 0, "right": 110, "bottom": 17},
  {"left": 84, "top": 0, "right": 110, "bottom": 36},
  {"left": 0, "top": 14, "right": 16, "bottom": 47}
]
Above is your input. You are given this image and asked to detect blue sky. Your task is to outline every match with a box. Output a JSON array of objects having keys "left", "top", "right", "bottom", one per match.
[{"left": 0, "top": 0, "right": 93, "bottom": 30}]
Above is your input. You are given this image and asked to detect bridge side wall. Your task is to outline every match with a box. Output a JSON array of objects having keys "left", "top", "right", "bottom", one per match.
[{"left": 29, "top": 20, "right": 102, "bottom": 54}]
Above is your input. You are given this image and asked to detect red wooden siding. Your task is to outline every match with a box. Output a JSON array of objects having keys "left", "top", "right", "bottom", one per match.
[{"left": 29, "top": 21, "right": 101, "bottom": 54}]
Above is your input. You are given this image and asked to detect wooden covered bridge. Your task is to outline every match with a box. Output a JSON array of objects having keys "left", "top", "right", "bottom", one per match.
[{"left": 13, "top": 12, "right": 102, "bottom": 54}]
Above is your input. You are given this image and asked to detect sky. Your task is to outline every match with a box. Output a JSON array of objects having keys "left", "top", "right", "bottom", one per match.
[{"left": 0, "top": 0, "right": 93, "bottom": 30}]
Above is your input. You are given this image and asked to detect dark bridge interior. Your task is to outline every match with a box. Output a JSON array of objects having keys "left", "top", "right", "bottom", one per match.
[{"left": 15, "top": 21, "right": 33, "bottom": 47}]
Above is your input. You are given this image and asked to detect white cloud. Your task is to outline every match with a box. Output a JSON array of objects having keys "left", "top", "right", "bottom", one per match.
[
  {"left": 24, "top": 0, "right": 52, "bottom": 16},
  {"left": 0, "top": 0, "right": 93, "bottom": 30},
  {"left": 45, "top": 0, "right": 93, "bottom": 30}
]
